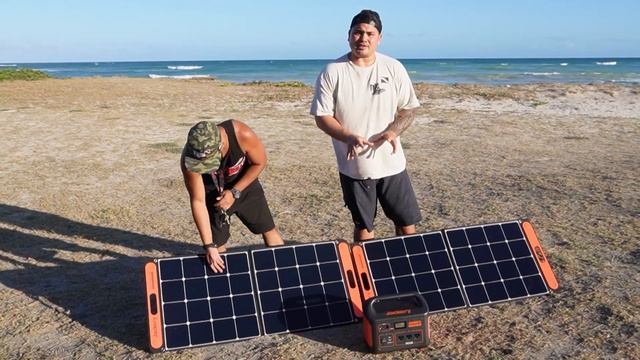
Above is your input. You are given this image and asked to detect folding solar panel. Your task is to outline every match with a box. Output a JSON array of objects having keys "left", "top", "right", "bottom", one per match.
[
  {"left": 444, "top": 220, "right": 552, "bottom": 307},
  {"left": 351, "top": 220, "right": 558, "bottom": 313},
  {"left": 145, "top": 252, "right": 260, "bottom": 352},
  {"left": 251, "top": 241, "right": 358, "bottom": 335}
]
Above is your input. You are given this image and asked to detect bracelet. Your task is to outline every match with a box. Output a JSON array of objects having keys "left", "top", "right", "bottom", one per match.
[{"left": 203, "top": 243, "right": 217, "bottom": 250}]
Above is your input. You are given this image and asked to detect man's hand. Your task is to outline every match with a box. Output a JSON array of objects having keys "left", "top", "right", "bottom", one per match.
[
  {"left": 346, "top": 134, "right": 374, "bottom": 160},
  {"left": 205, "top": 246, "right": 225, "bottom": 273},
  {"left": 214, "top": 190, "right": 235, "bottom": 211},
  {"left": 370, "top": 130, "right": 399, "bottom": 154}
]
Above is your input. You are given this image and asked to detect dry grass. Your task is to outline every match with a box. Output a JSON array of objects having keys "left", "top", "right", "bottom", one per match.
[{"left": 0, "top": 78, "right": 638, "bottom": 359}]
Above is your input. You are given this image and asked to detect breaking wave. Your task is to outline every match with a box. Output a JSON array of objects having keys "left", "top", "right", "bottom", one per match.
[
  {"left": 167, "top": 65, "right": 203, "bottom": 70},
  {"left": 149, "top": 74, "right": 212, "bottom": 79}
]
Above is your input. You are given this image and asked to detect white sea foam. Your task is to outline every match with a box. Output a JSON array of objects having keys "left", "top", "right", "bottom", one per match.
[
  {"left": 596, "top": 61, "right": 617, "bottom": 66},
  {"left": 0, "top": 64, "right": 17, "bottom": 67},
  {"left": 149, "top": 74, "right": 212, "bottom": 79},
  {"left": 523, "top": 72, "right": 561, "bottom": 76},
  {"left": 560, "top": 63, "right": 568, "bottom": 66},
  {"left": 500, "top": 63, "right": 509, "bottom": 66},
  {"left": 168, "top": 65, "right": 203, "bottom": 70}
]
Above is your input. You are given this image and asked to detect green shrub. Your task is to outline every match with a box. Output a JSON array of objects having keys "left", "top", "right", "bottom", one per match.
[{"left": 0, "top": 68, "right": 51, "bottom": 81}]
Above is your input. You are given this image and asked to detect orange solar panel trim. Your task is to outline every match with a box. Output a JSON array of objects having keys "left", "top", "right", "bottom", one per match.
[
  {"left": 521, "top": 220, "right": 559, "bottom": 290},
  {"left": 351, "top": 244, "right": 376, "bottom": 302},
  {"left": 337, "top": 241, "right": 364, "bottom": 318},
  {"left": 144, "top": 261, "right": 164, "bottom": 352}
]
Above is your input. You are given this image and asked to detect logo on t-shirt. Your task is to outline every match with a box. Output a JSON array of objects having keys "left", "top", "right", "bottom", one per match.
[
  {"left": 370, "top": 76, "right": 389, "bottom": 95},
  {"left": 225, "top": 156, "right": 246, "bottom": 176}
]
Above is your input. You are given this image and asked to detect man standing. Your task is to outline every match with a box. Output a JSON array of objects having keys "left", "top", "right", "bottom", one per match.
[
  {"left": 310, "top": 9, "right": 422, "bottom": 241},
  {"left": 181, "top": 120, "right": 284, "bottom": 272}
]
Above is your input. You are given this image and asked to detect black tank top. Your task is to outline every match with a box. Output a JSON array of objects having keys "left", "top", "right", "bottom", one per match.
[{"left": 202, "top": 120, "right": 250, "bottom": 196}]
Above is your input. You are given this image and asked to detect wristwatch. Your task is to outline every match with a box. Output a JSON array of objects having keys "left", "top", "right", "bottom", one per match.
[{"left": 230, "top": 187, "right": 242, "bottom": 199}]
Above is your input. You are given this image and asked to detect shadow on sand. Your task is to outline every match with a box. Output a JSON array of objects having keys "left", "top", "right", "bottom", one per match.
[
  {"left": 0, "top": 204, "right": 201, "bottom": 351},
  {"left": 0, "top": 204, "right": 369, "bottom": 353}
]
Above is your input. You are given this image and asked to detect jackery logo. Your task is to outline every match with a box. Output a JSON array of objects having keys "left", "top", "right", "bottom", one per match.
[{"left": 534, "top": 246, "right": 546, "bottom": 263}]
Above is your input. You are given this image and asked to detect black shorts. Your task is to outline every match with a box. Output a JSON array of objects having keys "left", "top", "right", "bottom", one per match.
[
  {"left": 206, "top": 180, "right": 276, "bottom": 247},
  {"left": 339, "top": 170, "right": 422, "bottom": 232}
]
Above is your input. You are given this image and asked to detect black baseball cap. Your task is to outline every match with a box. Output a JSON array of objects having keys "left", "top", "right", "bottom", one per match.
[{"left": 350, "top": 9, "right": 382, "bottom": 33}]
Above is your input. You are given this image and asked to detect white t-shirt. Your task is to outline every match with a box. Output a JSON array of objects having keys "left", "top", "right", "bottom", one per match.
[{"left": 310, "top": 52, "right": 420, "bottom": 179}]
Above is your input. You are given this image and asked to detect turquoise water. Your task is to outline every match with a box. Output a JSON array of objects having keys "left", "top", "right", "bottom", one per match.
[{"left": 2, "top": 58, "right": 639, "bottom": 85}]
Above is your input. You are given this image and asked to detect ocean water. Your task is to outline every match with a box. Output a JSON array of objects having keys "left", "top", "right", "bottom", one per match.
[{"left": 2, "top": 58, "right": 639, "bottom": 85}]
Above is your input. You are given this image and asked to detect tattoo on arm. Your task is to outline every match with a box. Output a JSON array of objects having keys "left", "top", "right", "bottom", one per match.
[{"left": 387, "top": 108, "right": 416, "bottom": 136}]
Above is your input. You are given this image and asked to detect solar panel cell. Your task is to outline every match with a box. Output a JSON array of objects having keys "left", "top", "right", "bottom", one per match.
[
  {"left": 163, "top": 302, "right": 187, "bottom": 324},
  {"left": 370, "top": 260, "right": 392, "bottom": 278},
  {"left": 485, "top": 282, "right": 508, "bottom": 301},
  {"left": 504, "top": 279, "right": 528, "bottom": 298},
  {"left": 235, "top": 316, "right": 260, "bottom": 338},
  {"left": 395, "top": 275, "right": 418, "bottom": 293},
  {"left": 230, "top": 274, "right": 253, "bottom": 294},
  {"left": 299, "top": 265, "right": 321, "bottom": 285},
  {"left": 319, "top": 263, "right": 342, "bottom": 282},
  {"left": 452, "top": 248, "right": 475, "bottom": 266},
  {"left": 316, "top": 243, "right": 339, "bottom": 262},
  {"left": 210, "top": 297, "right": 233, "bottom": 319},
  {"left": 484, "top": 225, "right": 506, "bottom": 243},
  {"left": 465, "top": 227, "right": 486, "bottom": 246},
  {"left": 189, "top": 322, "right": 213, "bottom": 344},
  {"left": 187, "top": 300, "right": 210, "bottom": 322},
  {"left": 471, "top": 245, "right": 493, "bottom": 263},
  {"left": 404, "top": 235, "right": 426, "bottom": 254},
  {"left": 185, "top": 278, "right": 207, "bottom": 299},
  {"left": 295, "top": 245, "right": 317, "bottom": 265},
  {"left": 374, "top": 279, "right": 397, "bottom": 296},
  {"left": 508, "top": 239, "right": 532, "bottom": 258},
  {"left": 490, "top": 242, "right": 513, "bottom": 261},
  {"left": 160, "top": 259, "right": 183, "bottom": 280},
  {"left": 423, "top": 233, "right": 446, "bottom": 251},
  {"left": 165, "top": 325, "right": 189, "bottom": 348},
  {"left": 233, "top": 294, "right": 256, "bottom": 316},
  {"left": 162, "top": 281, "right": 185, "bottom": 302},
  {"left": 389, "top": 257, "right": 412, "bottom": 276},
  {"left": 212, "top": 319, "right": 236, "bottom": 341},
  {"left": 275, "top": 247, "right": 296, "bottom": 267},
  {"left": 183, "top": 257, "right": 206, "bottom": 278},
  {"left": 384, "top": 238, "right": 406, "bottom": 257},
  {"left": 502, "top": 222, "right": 524, "bottom": 240},
  {"left": 409, "top": 254, "right": 431, "bottom": 273},
  {"left": 523, "top": 275, "right": 547, "bottom": 294},
  {"left": 253, "top": 251, "right": 275, "bottom": 270}
]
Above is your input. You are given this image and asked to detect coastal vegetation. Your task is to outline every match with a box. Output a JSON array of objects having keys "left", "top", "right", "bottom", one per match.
[{"left": 0, "top": 68, "right": 51, "bottom": 81}]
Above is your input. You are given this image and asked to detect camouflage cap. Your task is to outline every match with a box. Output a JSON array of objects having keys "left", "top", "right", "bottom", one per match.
[{"left": 183, "top": 121, "right": 222, "bottom": 174}]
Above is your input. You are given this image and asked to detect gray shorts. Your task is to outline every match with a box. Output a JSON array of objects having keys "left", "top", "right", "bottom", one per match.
[{"left": 339, "top": 170, "right": 422, "bottom": 232}]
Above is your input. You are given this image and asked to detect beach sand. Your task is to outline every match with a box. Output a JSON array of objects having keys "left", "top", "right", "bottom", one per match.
[{"left": 0, "top": 78, "right": 638, "bottom": 359}]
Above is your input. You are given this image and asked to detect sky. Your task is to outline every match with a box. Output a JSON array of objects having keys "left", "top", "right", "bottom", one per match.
[{"left": 2, "top": 0, "right": 639, "bottom": 63}]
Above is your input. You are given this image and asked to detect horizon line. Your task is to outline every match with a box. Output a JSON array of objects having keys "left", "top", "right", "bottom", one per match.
[{"left": 2, "top": 56, "right": 640, "bottom": 65}]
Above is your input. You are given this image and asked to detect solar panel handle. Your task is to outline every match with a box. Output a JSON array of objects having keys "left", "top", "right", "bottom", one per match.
[
  {"left": 346, "top": 270, "right": 357, "bottom": 288},
  {"left": 359, "top": 272, "right": 371, "bottom": 291}
]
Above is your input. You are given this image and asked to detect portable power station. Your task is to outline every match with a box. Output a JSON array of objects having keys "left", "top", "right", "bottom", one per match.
[{"left": 362, "top": 292, "right": 430, "bottom": 353}]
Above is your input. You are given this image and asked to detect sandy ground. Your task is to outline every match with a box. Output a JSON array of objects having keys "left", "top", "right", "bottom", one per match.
[{"left": 0, "top": 78, "right": 638, "bottom": 359}]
